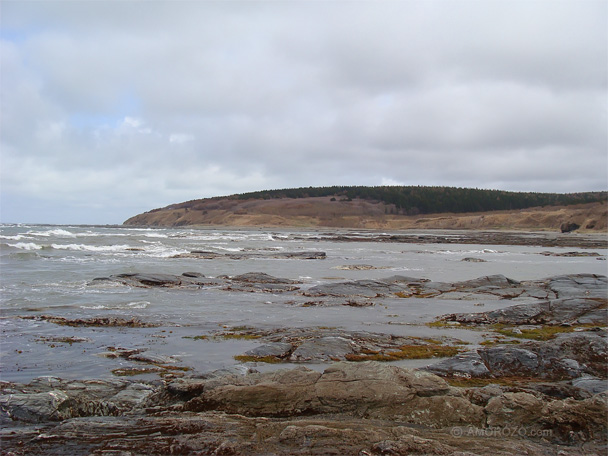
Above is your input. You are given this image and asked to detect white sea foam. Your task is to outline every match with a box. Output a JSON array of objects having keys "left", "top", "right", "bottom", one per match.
[
  {"left": 214, "top": 246, "right": 244, "bottom": 252},
  {"left": 50, "top": 243, "right": 132, "bottom": 252},
  {"left": 79, "top": 301, "right": 149, "bottom": 310},
  {"left": 8, "top": 242, "right": 43, "bottom": 250},
  {"left": 0, "top": 234, "right": 32, "bottom": 241},
  {"left": 29, "top": 228, "right": 76, "bottom": 238},
  {"left": 436, "top": 249, "right": 503, "bottom": 255},
  {"left": 143, "top": 233, "right": 168, "bottom": 238}
]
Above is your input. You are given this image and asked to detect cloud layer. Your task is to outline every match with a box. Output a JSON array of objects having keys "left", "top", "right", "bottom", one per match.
[{"left": 1, "top": 1, "right": 606, "bottom": 224}]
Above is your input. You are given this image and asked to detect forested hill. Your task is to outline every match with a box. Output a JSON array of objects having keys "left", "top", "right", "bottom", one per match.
[
  {"left": 124, "top": 186, "right": 607, "bottom": 230},
  {"left": 227, "top": 186, "right": 606, "bottom": 215}
]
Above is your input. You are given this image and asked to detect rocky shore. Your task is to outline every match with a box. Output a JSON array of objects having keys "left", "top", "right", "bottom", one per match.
[{"left": 3, "top": 270, "right": 606, "bottom": 455}]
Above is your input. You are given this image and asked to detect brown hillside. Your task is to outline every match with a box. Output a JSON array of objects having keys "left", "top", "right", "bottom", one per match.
[{"left": 124, "top": 197, "right": 607, "bottom": 233}]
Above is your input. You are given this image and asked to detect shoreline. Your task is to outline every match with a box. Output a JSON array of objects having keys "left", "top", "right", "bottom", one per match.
[{"left": 2, "top": 272, "right": 606, "bottom": 455}]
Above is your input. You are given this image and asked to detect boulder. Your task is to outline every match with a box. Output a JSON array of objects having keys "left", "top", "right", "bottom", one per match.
[{"left": 560, "top": 222, "right": 580, "bottom": 233}]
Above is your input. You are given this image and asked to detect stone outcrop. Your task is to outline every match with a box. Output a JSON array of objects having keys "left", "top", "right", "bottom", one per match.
[
  {"left": 171, "top": 250, "right": 327, "bottom": 260},
  {"left": 427, "top": 331, "right": 607, "bottom": 381},
  {"left": 2, "top": 362, "right": 607, "bottom": 455}
]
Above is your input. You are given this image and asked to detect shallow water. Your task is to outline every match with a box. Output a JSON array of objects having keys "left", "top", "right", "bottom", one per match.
[{"left": 1, "top": 224, "right": 606, "bottom": 382}]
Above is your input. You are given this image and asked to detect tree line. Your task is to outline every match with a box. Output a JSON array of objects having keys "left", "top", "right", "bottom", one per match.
[{"left": 229, "top": 186, "right": 607, "bottom": 215}]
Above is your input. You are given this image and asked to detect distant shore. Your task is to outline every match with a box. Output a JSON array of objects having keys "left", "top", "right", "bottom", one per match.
[{"left": 124, "top": 199, "right": 607, "bottom": 234}]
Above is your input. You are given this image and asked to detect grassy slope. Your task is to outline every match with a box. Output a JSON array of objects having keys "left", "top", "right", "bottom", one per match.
[{"left": 124, "top": 196, "right": 607, "bottom": 232}]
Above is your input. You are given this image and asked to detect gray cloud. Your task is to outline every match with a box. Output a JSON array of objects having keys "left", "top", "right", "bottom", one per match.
[{"left": 1, "top": 1, "right": 606, "bottom": 224}]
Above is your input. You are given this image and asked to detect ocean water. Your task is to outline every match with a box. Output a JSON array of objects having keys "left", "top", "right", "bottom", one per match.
[{"left": 1, "top": 224, "right": 606, "bottom": 383}]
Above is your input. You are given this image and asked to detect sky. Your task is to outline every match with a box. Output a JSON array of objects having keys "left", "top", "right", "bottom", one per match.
[{"left": 1, "top": 1, "right": 606, "bottom": 225}]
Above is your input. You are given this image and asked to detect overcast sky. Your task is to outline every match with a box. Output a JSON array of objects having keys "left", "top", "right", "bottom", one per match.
[{"left": 1, "top": 1, "right": 606, "bottom": 224}]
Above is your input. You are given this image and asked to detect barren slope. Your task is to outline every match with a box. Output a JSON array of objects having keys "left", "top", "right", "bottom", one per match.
[{"left": 124, "top": 197, "right": 607, "bottom": 232}]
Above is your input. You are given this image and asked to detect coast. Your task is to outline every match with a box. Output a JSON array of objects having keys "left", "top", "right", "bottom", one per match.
[
  {"left": 2, "top": 271, "right": 606, "bottom": 454},
  {"left": 1, "top": 225, "right": 606, "bottom": 455}
]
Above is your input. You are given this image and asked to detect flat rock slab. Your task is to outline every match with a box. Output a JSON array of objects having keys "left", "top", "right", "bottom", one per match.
[
  {"left": 426, "top": 331, "right": 608, "bottom": 381},
  {"left": 244, "top": 343, "right": 294, "bottom": 359},
  {"left": 2, "top": 362, "right": 607, "bottom": 455},
  {"left": 289, "top": 337, "right": 356, "bottom": 362},
  {"left": 172, "top": 251, "right": 327, "bottom": 260}
]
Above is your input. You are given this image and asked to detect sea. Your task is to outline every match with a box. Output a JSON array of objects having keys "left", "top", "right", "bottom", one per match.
[{"left": 1, "top": 224, "right": 606, "bottom": 384}]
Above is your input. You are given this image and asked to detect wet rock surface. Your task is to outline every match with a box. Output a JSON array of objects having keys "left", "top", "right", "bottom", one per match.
[
  {"left": 2, "top": 362, "right": 606, "bottom": 455},
  {"left": 306, "top": 230, "right": 608, "bottom": 248},
  {"left": 6, "top": 271, "right": 605, "bottom": 454},
  {"left": 171, "top": 250, "right": 327, "bottom": 260}
]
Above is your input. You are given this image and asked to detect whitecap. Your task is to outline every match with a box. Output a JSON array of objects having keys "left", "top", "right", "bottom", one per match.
[
  {"left": 143, "top": 233, "right": 168, "bottom": 238},
  {"left": 214, "top": 246, "right": 244, "bottom": 252},
  {"left": 7, "top": 242, "right": 43, "bottom": 250},
  {"left": 50, "top": 243, "right": 132, "bottom": 252},
  {"left": 0, "top": 234, "right": 32, "bottom": 241},
  {"left": 29, "top": 228, "right": 76, "bottom": 238}
]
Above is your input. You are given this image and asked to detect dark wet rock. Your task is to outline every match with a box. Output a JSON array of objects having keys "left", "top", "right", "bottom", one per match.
[
  {"left": 443, "top": 302, "right": 550, "bottom": 325},
  {"left": 479, "top": 346, "right": 541, "bottom": 377},
  {"left": 244, "top": 342, "right": 294, "bottom": 360},
  {"left": 229, "top": 327, "right": 459, "bottom": 365},
  {"left": 333, "top": 264, "right": 386, "bottom": 270},
  {"left": 127, "top": 352, "right": 176, "bottom": 365},
  {"left": 439, "top": 274, "right": 607, "bottom": 325},
  {"left": 91, "top": 270, "right": 306, "bottom": 293},
  {"left": 427, "top": 331, "right": 607, "bottom": 381},
  {"left": 540, "top": 251, "right": 601, "bottom": 257},
  {"left": 0, "top": 377, "right": 155, "bottom": 423},
  {"left": 542, "top": 298, "right": 607, "bottom": 325},
  {"left": 560, "top": 221, "right": 580, "bottom": 233},
  {"left": 382, "top": 275, "right": 431, "bottom": 285},
  {"left": 304, "top": 279, "right": 406, "bottom": 297},
  {"left": 19, "top": 315, "right": 159, "bottom": 328},
  {"left": 289, "top": 337, "right": 355, "bottom": 362},
  {"left": 425, "top": 351, "right": 491, "bottom": 378},
  {"left": 181, "top": 271, "right": 205, "bottom": 278},
  {"left": 0, "top": 389, "right": 71, "bottom": 422},
  {"left": 232, "top": 272, "right": 300, "bottom": 284},
  {"left": 316, "top": 230, "right": 608, "bottom": 248},
  {"left": 221, "top": 272, "right": 302, "bottom": 292},
  {"left": 571, "top": 376, "right": 608, "bottom": 395},
  {"left": 225, "top": 282, "right": 301, "bottom": 293},
  {"left": 172, "top": 250, "right": 326, "bottom": 260},
  {"left": 522, "top": 332, "right": 608, "bottom": 378},
  {"left": 453, "top": 274, "right": 520, "bottom": 290},
  {"left": 549, "top": 273, "right": 608, "bottom": 299},
  {"left": 106, "top": 272, "right": 207, "bottom": 288}
]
